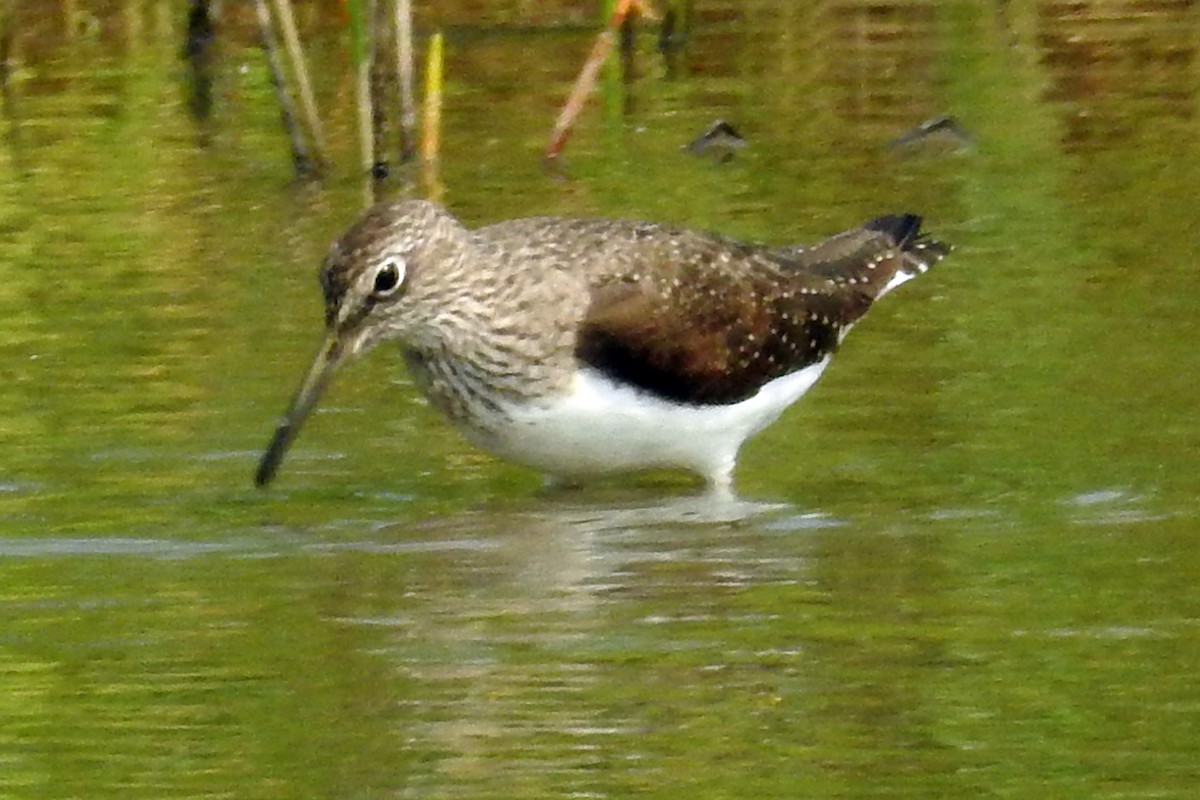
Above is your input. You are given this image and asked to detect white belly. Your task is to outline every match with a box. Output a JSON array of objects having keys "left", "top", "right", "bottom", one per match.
[{"left": 472, "top": 358, "right": 832, "bottom": 487}]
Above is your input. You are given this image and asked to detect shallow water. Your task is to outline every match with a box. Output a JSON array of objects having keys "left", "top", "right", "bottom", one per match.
[{"left": 3, "top": 1, "right": 1200, "bottom": 797}]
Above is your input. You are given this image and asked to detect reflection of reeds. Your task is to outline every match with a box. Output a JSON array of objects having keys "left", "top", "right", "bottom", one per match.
[{"left": 658, "top": 0, "right": 691, "bottom": 76}]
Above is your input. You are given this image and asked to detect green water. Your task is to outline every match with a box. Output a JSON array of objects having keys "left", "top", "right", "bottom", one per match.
[{"left": 3, "top": 1, "right": 1199, "bottom": 797}]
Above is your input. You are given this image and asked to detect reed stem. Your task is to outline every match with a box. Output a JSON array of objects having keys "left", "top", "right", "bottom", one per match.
[
  {"left": 253, "top": 0, "right": 314, "bottom": 176},
  {"left": 394, "top": 0, "right": 416, "bottom": 160},
  {"left": 420, "top": 31, "right": 444, "bottom": 200},
  {"left": 270, "top": 0, "right": 326, "bottom": 165}
]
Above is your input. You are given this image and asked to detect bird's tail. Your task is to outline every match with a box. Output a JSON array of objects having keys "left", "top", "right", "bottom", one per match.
[
  {"left": 862, "top": 214, "right": 950, "bottom": 298},
  {"left": 779, "top": 214, "right": 950, "bottom": 300}
]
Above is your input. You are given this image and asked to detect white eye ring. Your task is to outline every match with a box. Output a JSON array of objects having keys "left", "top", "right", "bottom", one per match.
[{"left": 371, "top": 259, "right": 405, "bottom": 297}]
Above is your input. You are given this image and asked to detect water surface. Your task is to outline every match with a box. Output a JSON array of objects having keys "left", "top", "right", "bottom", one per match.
[{"left": 2, "top": 1, "right": 1199, "bottom": 797}]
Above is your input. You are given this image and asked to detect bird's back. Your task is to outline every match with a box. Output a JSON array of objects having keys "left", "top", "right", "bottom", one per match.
[{"left": 475, "top": 213, "right": 947, "bottom": 407}]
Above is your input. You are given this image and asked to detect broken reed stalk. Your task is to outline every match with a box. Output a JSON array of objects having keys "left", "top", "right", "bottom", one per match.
[
  {"left": 394, "top": 0, "right": 416, "bottom": 160},
  {"left": 420, "top": 31, "right": 444, "bottom": 201},
  {"left": 544, "top": 0, "right": 658, "bottom": 163},
  {"left": 253, "top": 0, "right": 314, "bottom": 176},
  {"left": 544, "top": 29, "right": 614, "bottom": 164},
  {"left": 270, "top": 0, "right": 326, "bottom": 165}
]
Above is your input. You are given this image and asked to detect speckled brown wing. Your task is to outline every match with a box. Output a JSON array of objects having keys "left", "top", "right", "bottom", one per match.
[{"left": 575, "top": 215, "right": 945, "bottom": 406}]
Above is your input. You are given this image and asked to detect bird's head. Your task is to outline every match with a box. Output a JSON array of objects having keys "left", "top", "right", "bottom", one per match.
[{"left": 254, "top": 200, "right": 470, "bottom": 487}]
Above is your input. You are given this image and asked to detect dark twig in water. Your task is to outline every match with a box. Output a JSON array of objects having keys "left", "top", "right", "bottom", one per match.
[
  {"left": 684, "top": 119, "right": 747, "bottom": 162},
  {"left": 370, "top": 0, "right": 390, "bottom": 193},
  {"left": 182, "top": 0, "right": 217, "bottom": 139},
  {"left": 888, "top": 115, "right": 974, "bottom": 150},
  {"left": 252, "top": 0, "right": 316, "bottom": 177}
]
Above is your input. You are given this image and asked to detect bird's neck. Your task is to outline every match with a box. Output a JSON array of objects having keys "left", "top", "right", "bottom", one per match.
[{"left": 401, "top": 316, "right": 573, "bottom": 430}]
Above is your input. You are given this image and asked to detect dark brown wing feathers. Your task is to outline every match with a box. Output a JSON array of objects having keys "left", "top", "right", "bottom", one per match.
[{"left": 575, "top": 215, "right": 946, "bottom": 405}]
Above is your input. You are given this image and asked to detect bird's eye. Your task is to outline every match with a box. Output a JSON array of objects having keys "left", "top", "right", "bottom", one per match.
[{"left": 372, "top": 259, "right": 404, "bottom": 297}]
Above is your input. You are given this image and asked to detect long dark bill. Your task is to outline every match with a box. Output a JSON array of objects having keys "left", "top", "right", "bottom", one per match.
[{"left": 254, "top": 333, "right": 347, "bottom": 487}]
